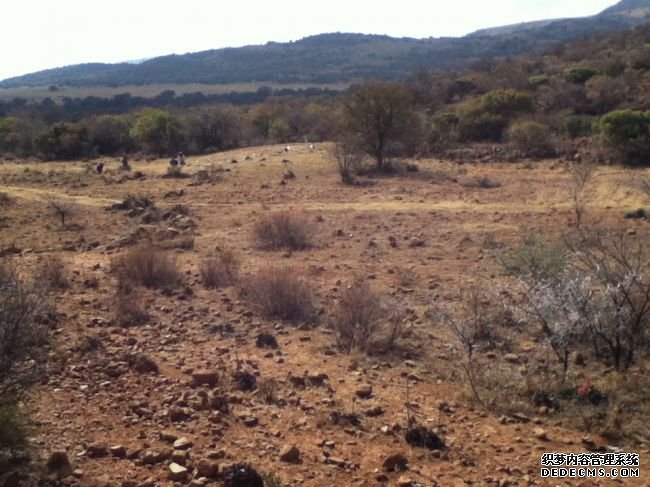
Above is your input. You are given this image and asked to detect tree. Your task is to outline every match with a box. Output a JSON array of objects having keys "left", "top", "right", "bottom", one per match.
[
  {"left": 599, "top": 109, "right": 650, "bottom": 165},
  {"left": 45, "top": 197, "right": 76, "bottom": 227},
  {"left": 342, "top": 82, "right": 416, "bottom": 171},
  {"left": 86, "top": 115, "right": 133, "bottom": 156},
  {"left": 130, "top": 108, "right": 182, "bottom": 156}
]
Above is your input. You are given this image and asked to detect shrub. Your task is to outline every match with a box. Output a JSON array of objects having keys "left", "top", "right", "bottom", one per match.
[
  {"left": 507, "top": 121, "right": 553, "bottom": 156},
  {"left": 496, "top": 233, "right": 567, "bottom": 282},
  {"left": 253, "top": 211, "right": 314, "bottom": 251},
  {"left": 112, "top": 245, "right": 181, "bottom": 288},
  {"left": 0, "top": 262, "right": 49, "bottom": 402},
  {"left": 429, "top": 112, "right": 459, "bottom": 151},
  {"left": 565, "top": 115, "right": 594, "bottom": 139},
  {"left": 114, "top": 289, "right": 151, "bottom": 327},
  {"left": 45, "top": 197, "right": 76, "bottom": 227},
  {"left": 200, "top": 248, "right": 240, "bottom": 288},
  {"left": 0, "top": 192, "right": 11, "bottom": 206},
  {"left": 243, "top": 265, "right": 315, "bottom": 322},
  {"left": 163, "top": 165, "right": 190, "bottom": 179},
  {"left": 331, "top": 138, "right": 365, "bottom": 184},
  {"left": 566, "top": 67, "right": 599, "bottom": 85},
  {"left": 331, "top": 280, "right": 405, "bottom": 353},
  {"left": 0, "top": 403, "right": 31, "bottom": 454},
  {"left": 36, "top": 255, "right": 69, "bottom": 290},
  {"left": 462, "top": 176, "right": 501, "bottom": 189},
  {"left": 528, "top": 75, "right": 550, "bottom": 89},
  {"left": 599, "top": 109, "right": 650, "bottom": 165}
]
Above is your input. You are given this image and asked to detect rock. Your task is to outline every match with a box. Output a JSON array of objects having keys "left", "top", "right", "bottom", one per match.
[
  {"left": 169, "top": 407, "right": 191, "bottom": 422},
  {"left": 169, "top": 462, "right": 188, "bottom": 481},
  {"left": 197, "top": 459, "right": 220, "bottom": 479},
  {"left": 504, "top": 353, "right": 520, "bottom": 364},
  {"left": 279, "top": 445, "right": 301, "bottom": 464},
  {"left": 47, "top": 451, "right": 72, "bottom": 475},
  {"left": 173, "top": 437, "right": 193, "bottom": 450},
  {"left": 141, "top": 449, "right": 170, "bottom": 465},
  {"left": 355, "top": 385, "right": 373, "bottom": 399},
  {"left": 383, "top": 452, "right": 409, "bottom": 472},
  {"left": 192, "top": 370, "right": 219, "bottom": 387},
  {"left": 86, "top": 443, "right": 108, "bottom": 458},
  {"left": 109, "top": 445, "right": 127, "bottom": 458},
  {"left": 409, "top": 238, "right": 425, "bottom": 248},
  {"left": 532, "top": 427, "right": 549, "bottom": 441},
  {"left": 397, "top": 476, "right": 415, "bottom": 487}
]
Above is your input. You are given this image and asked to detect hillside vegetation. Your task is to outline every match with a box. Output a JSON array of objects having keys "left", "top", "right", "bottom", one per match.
[
  {"left": 2, "top": 0, "right": 650, "bottom": 88},
  {"left": 4, "top": 17, "right": 650, "bottom": 165}
]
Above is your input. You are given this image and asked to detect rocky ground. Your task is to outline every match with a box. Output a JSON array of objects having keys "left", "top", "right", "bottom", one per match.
[{"left": 0, "top": 144, "right": 649, "bottom": 486}]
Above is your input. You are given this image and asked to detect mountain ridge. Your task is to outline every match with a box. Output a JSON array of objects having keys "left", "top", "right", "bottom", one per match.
[{"left": 3, "top": 0, "right": 650, "bottom": 88}]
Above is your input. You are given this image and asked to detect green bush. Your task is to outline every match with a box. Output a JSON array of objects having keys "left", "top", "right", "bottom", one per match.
[
  {"left": 599, "top": 109, "right": 650, "bottom": 165},
  {"left": 507, "top": 121, "right": 553, "bottom": 156},
  {"left": 566, "top": 67, "right": 599, "bottom": 84},
  {"left": 528, "top": 75, "right": 550, "bottom": 89},
  {"left": 458, "top": 90, "right": 534, "bottom": 142},
  {"left": 429, "top": 112, "right": 459, "bottom": 150},
  {"left": 565, "top": 115, "right": 595, "bottom": 139}
]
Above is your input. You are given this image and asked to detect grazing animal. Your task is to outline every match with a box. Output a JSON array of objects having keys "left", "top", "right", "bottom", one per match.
[
  {"left": 96, "top": 162, "right": 104, "bottom": 174},
  {"left": 177, "top": 152, "right": 186, "bottom": 165},
  {"left": 284, "top": 145, "right": 291, "bottom": 152},
  {"left": 121, "top": 156, "right": 131, "bottom": 170},
  {"left": 170, "top": 158, "right": 179, "bottom": 167}
]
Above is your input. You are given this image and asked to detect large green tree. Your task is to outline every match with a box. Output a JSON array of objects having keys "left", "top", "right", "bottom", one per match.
[
  {"left": 130, "top": 108, "right": 182, "bottom": 156},
  {"left": 342, "top": 82, "right": 416, "bottom": 170}
]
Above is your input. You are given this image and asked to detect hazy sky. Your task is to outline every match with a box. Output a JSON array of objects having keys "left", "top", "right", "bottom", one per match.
[{"left": 1, "top": 0, "right": 618, "bottom": 81}]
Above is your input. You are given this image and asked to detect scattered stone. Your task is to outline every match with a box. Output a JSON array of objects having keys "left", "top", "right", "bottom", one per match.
[
  {"left": 532, "top": 427, "right": 549, "bottom": 441},
  {"left": 355, "top": 385, "right": 373, "bottom": 399},
  {"left": 197, "top": 459, "right": 220, "bottom": 479},
  {"left": 279, "top": 445, "right": 301, "bottom": 464},
  {"left": 169, "top": 462, "right": 188, "bottom": 481},
  {"left": 255, "top": 332, "right": 279, "bottom": 349},
  {"left": 397, "top": 475, "right": 415, "bottom": 487},
  {"left": 192, "top": 370, "right": 219, "bottom": 387},
  {"left": 173, "top": 437, "right": 193, "bottom": 450},
  {"left": 86, "top": 443, "right": 108, "bottom": 458},
  {"left": 405, "top": 426, "right": 446, "bottom": 450},
  {"left": 109, "top": 445, "right": 127, "bottom": 458},
  {"left": 383, "top": 452, "right": 409, "bottom": 472},
  {"left": 46, "top": 451, "right": 72, "bottom": 475}
]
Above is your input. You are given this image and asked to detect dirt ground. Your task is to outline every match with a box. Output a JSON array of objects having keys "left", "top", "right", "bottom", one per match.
[{"left": 1, "top": 144, "right": 649, "bottom": 486}]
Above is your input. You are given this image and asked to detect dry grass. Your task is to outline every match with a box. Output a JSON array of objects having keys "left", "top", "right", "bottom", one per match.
[
  {"left": 253, "top": 211, "right": 314, "bottom": 251},
  {"left": 243, "top": 265, "right": 315, "bottom": 322},
  {"left": 36, "top": 255, "right": 69, "bottom": 290},
  {"left": 200, "top": 248, "right": 240, "bottom": 288},
  {"left": 112, "top": 245, "right": 181, "bottom": 289},
  {"left": 331, "top": 280, "right": 404, "bottom": 353},
  {"left": 114, "top": 290, "right": 151, "bottom": 327}
]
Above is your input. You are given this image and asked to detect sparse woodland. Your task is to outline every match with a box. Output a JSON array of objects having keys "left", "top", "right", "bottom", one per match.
[{"left": 1, "top": 11, "right": 650, "bottom": 487}]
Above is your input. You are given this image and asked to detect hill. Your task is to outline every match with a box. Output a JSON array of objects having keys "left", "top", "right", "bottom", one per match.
[{"left": 3, "top": 0, "right": 650, "bottom": 88}]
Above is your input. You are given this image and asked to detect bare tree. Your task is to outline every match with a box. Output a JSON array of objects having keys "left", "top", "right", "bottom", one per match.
[
  {"left": 566, "top": 161, "right": 594, "bottom": 229},
  {"left": 45, "top": 196, "right": 76, "bottom": 227},
  {"left": 331, "top": 137, "right": 364, "bottom": 184}
]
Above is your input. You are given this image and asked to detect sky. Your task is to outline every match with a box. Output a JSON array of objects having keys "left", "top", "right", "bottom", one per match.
[{"left": 1, "top": 0, "right": 618, "bottom": 82}]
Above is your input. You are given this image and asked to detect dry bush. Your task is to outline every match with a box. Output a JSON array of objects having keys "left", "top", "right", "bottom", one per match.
[
  {"left": 163, "top": 165, "right": 190, "bottom": 179},
  {"left": 0, "top": 192, "right": 11, "bottom": 206},
  {"left": 45, "top": 196, "right": 77, "bottom": 227},
  {"left": 496, "top": 232, "right": 567, "bottom": 282},
  {"left": 36, "top": 255, "right": 69, "bottom": 290},
  {"left": 331, "top": 139, "right": 365, "bottom": 184},
  {"left": 331, "top": 280, "right": 405, "bottom": 353},
  {"left": 200, "top": 247, "right": 240, "bottom": 288},
  {"left": 243, "top": 265, "right": 315, "bottom": 322},
  {"left": 256, "top": 378, "right": 279, "bottom": 404},
  {"left": 566, "top": 161, "right": 594, "bottom": 229},
  {"left": 114, "top": 288, "right": 151, "bottom": 327},
  {"left": 253, "top": 211, "right": 314, "bottom": 251},
  {"left": 112, "top": 245, "right": 181, "bottom": 288},
  {"left": 461, "top": 175, "right": 501, "bottom": 189},
  {"left": 157, "top": 235, "right": 195, "bottom": 250},
  {"left": 0, "top": 262, "right": 50, "bottom": 396},
  {"left": 195, "top": 164, "right": 225, "bottom": 184}
]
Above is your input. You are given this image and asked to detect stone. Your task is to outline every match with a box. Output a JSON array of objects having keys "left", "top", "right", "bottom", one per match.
[
  {"left": 279, "top": 445, "right": 301, "bottom": 464},
  {"left": 109, "top": 445, "right": 127, "bottom": 458},
  {"left": 86, "top": 443, "right": 108, "bottom": 458},
  {"left": 355, "top": 385, "right": 373, "bottom": 399},
  {"left": 191, "top": 370, "right": 219, "bottom": 387},
  {"left": 532, "top": 427, "right": 549, "bottom": 441},
  {"left": 397, "top": 476, "right": 414, "bottom": 487},
  {"left": 169, "top": 462, "right": 188, "bottom": 481},
  {"left": 383, "top": 452, "right": 409, "bottom": 472},
  {"left": 197, "top": 459, "right": 220, "bottom": 479},
  {"left": 173, "top": 437, "right": 193, "bottom": 450},
  {"left": 47, "top": 451, "right": 72, "bottom": 475}
]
